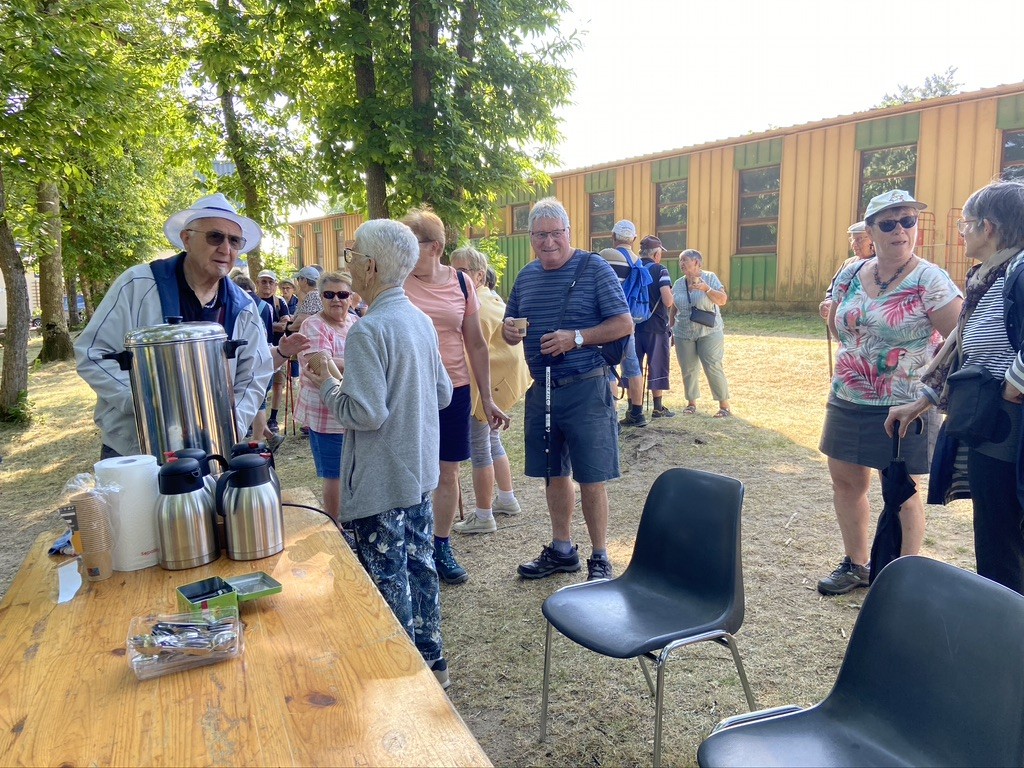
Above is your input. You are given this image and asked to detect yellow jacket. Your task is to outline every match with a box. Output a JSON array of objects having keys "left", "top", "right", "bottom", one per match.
[{"left": 468, "top": 287, "right": 531, "bottom": 422}]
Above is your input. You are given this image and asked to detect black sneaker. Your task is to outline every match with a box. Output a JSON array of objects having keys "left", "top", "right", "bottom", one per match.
[
  {"left": 817, "top": 556, "right": 870, "bottom": 595},
  {"left": 586, "top": 556, "right": 613, "bottom": 581},
  {"left": 267, "top": 418, "right": 280, "bottom": 434},
  {"left": 619, "top": 411, "right": 648, "bottom": 428},
  {"left": 434, "top": 540, "right": 469, "bottom": 585},
  {"left": 651, "top": 407, "right": 675, "bottom": 418},
  {"left": 518, "top": 545, "right": 581, "bottom": 579}
]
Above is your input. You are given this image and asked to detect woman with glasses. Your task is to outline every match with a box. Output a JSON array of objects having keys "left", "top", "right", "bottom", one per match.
[
  {"left": 296, "top": 271, "right": 357, "bottom": 525},
  {"left": 400, "top": 207, "right": 510, "bottom": 585},
  {"left": 817, "top": 190, "right": 963, "bottom": 596},
  {"left": 885, "top": 181, "right": 1024, "bottom": 594}
]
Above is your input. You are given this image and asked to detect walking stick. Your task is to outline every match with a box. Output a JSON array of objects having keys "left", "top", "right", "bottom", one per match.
[
  {"left": 545, "top": 365, "right": 552, "bottom": 488},
  {"left": 825, "top": 323, "right": 834, "bottom": 380},
  {"left": 642, "top": 358, "right": 650, "bottom": 412}
]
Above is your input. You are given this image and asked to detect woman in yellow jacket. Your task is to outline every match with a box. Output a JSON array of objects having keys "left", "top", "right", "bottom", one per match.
[{"left": 452, "top": 247, "right": 532, "bottom": 534}]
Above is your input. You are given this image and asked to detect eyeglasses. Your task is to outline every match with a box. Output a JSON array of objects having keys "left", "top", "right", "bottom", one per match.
[
  {"left": 343, "top": 248, "right": 368, "bottom": 264},
  {"left": 530, "top": 228, "right": 568, "bottom": 241},
  {"left": 956, "top": 217, "right": 980, "bottom": 235},
  {"left": 875, "top": 215, "right": 918, "bottom": 233},
  {"left": 185, "top": 229, "right": 246, "bottom": 251},
  {"left": 417, "top": 239, "right": 435, "bottom": 245},
  {"left": 321, "top": 290, "right": 351, "bottom": 301}
]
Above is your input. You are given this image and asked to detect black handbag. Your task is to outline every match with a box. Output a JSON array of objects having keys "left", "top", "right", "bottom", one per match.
[
  {"left": 685, "top": 282, "right": 717, "bottom": 327},
  {"left": 944, "top": 364, "right": 1003, "bottom": 447}
]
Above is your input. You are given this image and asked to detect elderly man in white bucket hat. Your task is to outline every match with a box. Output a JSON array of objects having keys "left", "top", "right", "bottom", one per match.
[{"left": 75, "top": 193, "right": 308, "bottom": 459}]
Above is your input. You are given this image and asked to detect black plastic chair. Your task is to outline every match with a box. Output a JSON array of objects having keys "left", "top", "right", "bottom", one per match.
[
  {"left": 540, "top": 468, "right": 756, "bottom": 768},
  {"left": 697, "top": 556, "right": 1024, "bottom": 767}
]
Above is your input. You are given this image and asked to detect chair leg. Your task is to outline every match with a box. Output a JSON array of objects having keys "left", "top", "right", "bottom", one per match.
[
  {"left": 721, "top": 634, "right": 757, "bottom": 711},
  {"left": 653, "top": 655, "right": 668, "bottom": 768},
  {"left": 637, "top": 655, "right": 656, "bottom": 697},
  {"left": 540, "top": 621, "right": 554, "bottom": 741}
]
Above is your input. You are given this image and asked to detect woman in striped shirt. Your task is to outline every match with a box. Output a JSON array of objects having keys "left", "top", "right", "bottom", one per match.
[{"left": 887, "top": 180, "right": 1024, "bottom": 594}]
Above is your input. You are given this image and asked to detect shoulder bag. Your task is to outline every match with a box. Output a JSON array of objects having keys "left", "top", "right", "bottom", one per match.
[{"left": 684, "top": 280, "right": 717, "bottom": 327}]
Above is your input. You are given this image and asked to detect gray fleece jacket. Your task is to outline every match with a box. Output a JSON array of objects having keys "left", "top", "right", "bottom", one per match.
[{"left": 319, "top": 287, "right": 453, "bottom": 522}]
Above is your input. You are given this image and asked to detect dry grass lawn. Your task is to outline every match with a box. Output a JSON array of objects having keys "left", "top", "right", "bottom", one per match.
[{"left": 0, "top": 316, "right": 976, "bottom": 767}]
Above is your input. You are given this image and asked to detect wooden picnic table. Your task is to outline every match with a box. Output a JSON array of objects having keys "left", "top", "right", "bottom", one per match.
[{"left": 0, "top": 490, "right": 490, "bottom": 767}]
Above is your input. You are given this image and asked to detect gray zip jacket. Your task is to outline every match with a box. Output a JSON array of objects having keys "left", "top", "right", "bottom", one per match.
[{"left": 319, "top": 287, "right": 453, "bottom": 521}]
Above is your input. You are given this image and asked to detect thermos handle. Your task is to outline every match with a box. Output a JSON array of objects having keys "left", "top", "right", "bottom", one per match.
[
  {"left": 214, "top": 470, "right": 234, "bottom": 518},
  {"left": 101, "top": 350, "right": 133, "bottom": 371},
  {"left": 207, "top": 453, "right": 229, "bottom": 473},
  {"left": 224, "top": 339, "right": 248, "bottom": 360}
]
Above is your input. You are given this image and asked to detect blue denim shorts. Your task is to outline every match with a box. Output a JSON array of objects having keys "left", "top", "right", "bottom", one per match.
[
  {"left": 610, "top": 334, "right": 642, "bottom": 383},
  {"left": 309, "top": 430, "right": 344, "bottom": 479}
]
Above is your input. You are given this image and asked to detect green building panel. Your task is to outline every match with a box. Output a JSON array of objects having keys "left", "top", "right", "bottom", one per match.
[
  {"left": 494, "top": 235, "right": 533, "bottom": 298},
  {"left": 585, "top": 169, "right": 617, "bottom": 193},
  {"left": 997, "top": 94, "right": 1024, "bottom": 130},
  {"left": 734, "top": 138, "right": 783, "bottom": 170},
  {"left": 652, "top": 156, "right": 690, "bottom": 183},
  {"left": 855, "top": 113, "right": 921, "bottom": 150},
  {"left": 729, "top": 254, "right": 778, "bottom": 301}
]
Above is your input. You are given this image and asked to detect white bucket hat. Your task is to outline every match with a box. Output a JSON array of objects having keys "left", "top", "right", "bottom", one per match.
[
  {"left": 864, "top": 190, "right": 927, "bottom": 222},
  {"left": 164, "top": 193, "right": 263, "bottom": 254}
]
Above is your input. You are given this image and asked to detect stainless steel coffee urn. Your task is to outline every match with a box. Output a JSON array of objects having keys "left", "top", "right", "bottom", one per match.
[
  {"left": 215, "top": 454, "right": 284, "bottom": 561},
  {"left": 106, "top": 319, "right": 247, "bottom": 463},
  {"left": 156, "top": 458, "right": 219, "bottom": 570}
]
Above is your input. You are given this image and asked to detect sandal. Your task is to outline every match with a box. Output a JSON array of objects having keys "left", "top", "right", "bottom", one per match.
[
  {"left": 682, "top": 405, "right": 697, "bottom": 415},
  {"left": 713, "top": 408, "right": 732, "bottom": 418}
]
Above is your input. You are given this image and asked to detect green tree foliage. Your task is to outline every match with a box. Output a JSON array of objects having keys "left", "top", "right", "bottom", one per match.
[
  {"left": 875, "top": 67, "right": 962, "bottom": 109},
  {"left": 293, "top": 0, "right": 577, "bottom": 232}
]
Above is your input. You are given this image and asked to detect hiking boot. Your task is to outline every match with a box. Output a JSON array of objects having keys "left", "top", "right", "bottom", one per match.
[
  {"left": 453, "top": 514, "right": 497, "bottom": 535},
  {"left": 651, "top": 407, "right": 675, "bottom": 418},
  {"left": 267, "top": 433, "right": 286, "bottom": 453},
  {"left": 434, "top": 540, "right": 469, "bottom": 584},
  {"left": 431, "top": 658, "right": 451, "bottom": 690},
  {"left": 817, "top": 556, "right": 870, "bottom": 596},
  {"left": 518, "top": 545, "right": 581, "bottom": 579},
  {"left": 492, "top": 496, "right": 521, "bottom": 516},
  {"left": 586, "top": 555, "right": 614, "bottom": 581},
  {"left": 267, "top": 418, "right": 280, "bottom": 434},
  {"left": 619, "top": 411, "right": 648, "bottom": 428}
]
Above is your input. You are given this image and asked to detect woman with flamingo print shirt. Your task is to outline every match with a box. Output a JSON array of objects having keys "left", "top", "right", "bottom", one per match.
[{"left": 816, "top": 190, "right": 962, "bottom": 596}]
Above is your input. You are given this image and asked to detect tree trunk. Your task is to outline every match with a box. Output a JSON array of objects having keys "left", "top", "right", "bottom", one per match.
[
  {"left": 0, "top": 165, "right": 31, "bottom": 421},
  {"left": 352, "top": 0, "right": 389, "bottom": 219},
  {"left": 36, "top": 180, "right": 74, "bottom": 362},
  {"left": 410, "top": 0, "right": 438, "bottom": 188}
]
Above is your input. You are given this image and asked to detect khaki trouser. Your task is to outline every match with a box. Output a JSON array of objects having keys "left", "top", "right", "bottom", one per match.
[{"left": 673, "top": 331, "right": 729, "bottom": 402}]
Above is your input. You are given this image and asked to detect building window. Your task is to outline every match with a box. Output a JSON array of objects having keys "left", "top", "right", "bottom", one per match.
[
  {"left": 512, "top": 204, "right": 530, "bottom": 234},
  {"left": 589, "top": 190, "right": 615, "bottom": 251},
  {"left": 469, "top": 224, "right": 487, "bottom": 240},
  {"left": 737, "top": 166, "right": 780, "bottom": 252},
  {"left": 314, "top": 231, "right": 325, "bottom": 264},
  {"left": 656, "top": 180, "right": 688, "bottom": 253},
  {"left": 1002, "top": 129, "right": 1024, "bottom": 182},
  {"left": 859, "top": 144, "right": 917, "bottom": 218},
  {"left": 336, "top": 228, "right": 345, "bottom": 258},
  {"left": 295, "top": 233, "right": 304, "bottom": 267}
]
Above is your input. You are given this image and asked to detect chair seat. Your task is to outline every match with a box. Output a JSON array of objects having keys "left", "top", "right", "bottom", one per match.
[
  {"left": 698, "top": 706, "right": 929, "bottom": 767},
  {"left": 543, "top": 578, "right": 737, "bottom": 659}
]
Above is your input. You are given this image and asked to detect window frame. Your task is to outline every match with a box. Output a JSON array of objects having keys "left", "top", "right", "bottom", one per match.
[
  {"left": 736, "top": 165, "right": 781, "bottom": 254},
  {"left": 589, "top": 190, "right": 615, "bottom": 252},
  {"left": 858, "top": 143, "right": 918, "bottom": 219},
  {"left": 655, "top": 179, "right": 688, "bottom": 255},
  {"left": 511, "top": 204, "right": 530, "bottom": 234},
  {"left": 1001, "top": 128, "right": 1024, "bottom": 182}
]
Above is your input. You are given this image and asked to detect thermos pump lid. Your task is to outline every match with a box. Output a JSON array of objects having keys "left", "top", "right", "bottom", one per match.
[
  {"left": 226, "top": 454, "right": 272, "bottom": 488},
  {"left": 158, "top": 458, "right": 204, "bottom": 495}
]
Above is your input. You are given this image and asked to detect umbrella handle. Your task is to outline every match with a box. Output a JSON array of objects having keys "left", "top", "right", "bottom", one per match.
[{"left": 890, "top": 417, "right": 924, "bottom": 459}]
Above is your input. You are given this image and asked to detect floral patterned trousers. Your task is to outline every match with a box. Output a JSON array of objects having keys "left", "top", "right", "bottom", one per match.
[{"left": 351, "top": 494, "right": 443, "bottom": 663}]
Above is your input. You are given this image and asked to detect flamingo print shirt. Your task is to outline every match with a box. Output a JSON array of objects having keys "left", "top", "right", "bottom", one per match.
[{"left": 832, "top": 259, "right": 961, "bottom": 406}]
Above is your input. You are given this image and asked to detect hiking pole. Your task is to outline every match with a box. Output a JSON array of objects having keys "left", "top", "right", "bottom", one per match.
[
  {"left": 642, "top": 358, "right": 650, "bottom": 412},
  {"left": 825, "top": 322, "right": 834, "bottom": 379},
  {"left": 545, "top": 365, "right": 552, "bottom": 488}
]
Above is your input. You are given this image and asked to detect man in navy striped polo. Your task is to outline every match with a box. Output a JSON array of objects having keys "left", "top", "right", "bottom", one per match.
[{"left": 502, "top": 197, "right": 633, "bottom": 581}]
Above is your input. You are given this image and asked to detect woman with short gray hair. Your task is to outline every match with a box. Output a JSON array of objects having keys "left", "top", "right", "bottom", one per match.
[{"left": 308, "top": 218, "right": 456, "bottom": 687}]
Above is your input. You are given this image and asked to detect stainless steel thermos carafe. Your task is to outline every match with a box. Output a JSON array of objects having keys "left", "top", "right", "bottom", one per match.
[
  {"left": 156, "top": 458, "right": 218, "bottom": 570},
  {"left": 215, "top": 454, "right": 284, "bottom": 561},
  {"left": 169, "top": 448, "right": 228, "bottom": 549}
]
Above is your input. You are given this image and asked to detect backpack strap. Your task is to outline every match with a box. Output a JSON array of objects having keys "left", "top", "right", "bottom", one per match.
[
  {"left": 554, "top": 251, "right": 594, "bottom": 330},
  {"left": 456, "top": 269, "right": 469, "bottom": 303}
]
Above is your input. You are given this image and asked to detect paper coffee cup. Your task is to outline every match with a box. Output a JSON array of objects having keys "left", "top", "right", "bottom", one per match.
[
  {"left": 81, "top": 550, "right": 113, "bottom": 582},
  {"left": 512, "top": 318, "right": 528, "bottom": 337},
  {"left": 308, "top": 352, "right": 342, "bottom": 379},
  {"left": 71, "top": 492, "right": 114, "bottom": 553}
]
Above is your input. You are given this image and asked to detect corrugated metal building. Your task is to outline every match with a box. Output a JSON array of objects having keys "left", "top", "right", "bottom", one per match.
[{"left": 288, "top": 82, "right": 1024, "bottom": 307}]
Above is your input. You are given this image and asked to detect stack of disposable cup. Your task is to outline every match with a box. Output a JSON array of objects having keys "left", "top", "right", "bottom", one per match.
[
  {"left": 94, "top": 455, "right": 160, "bottom": 571},
  {"left": 72, "top": 491, "right": 114, "bottom": 581}
]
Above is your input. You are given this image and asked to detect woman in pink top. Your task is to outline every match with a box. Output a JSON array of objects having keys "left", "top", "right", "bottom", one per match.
[
  {"left": 402, "top": 207, "right": 509, "bottom": 585},
  {"left": 296, "top": 272, "right": 356, "bottom": 525}
]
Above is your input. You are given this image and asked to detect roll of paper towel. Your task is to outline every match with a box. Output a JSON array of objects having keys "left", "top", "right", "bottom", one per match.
[{"left": 94, "top": 455, "right": 160, "bottom": 571}]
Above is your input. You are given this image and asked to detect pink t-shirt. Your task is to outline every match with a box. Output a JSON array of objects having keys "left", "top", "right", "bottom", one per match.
[{"left": 404, "top": 267, "right": 480, "bottom": 387}]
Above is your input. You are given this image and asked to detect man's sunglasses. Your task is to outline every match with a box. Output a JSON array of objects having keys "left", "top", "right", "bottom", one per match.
[
  {"left": 185, "top": 228, "right": 246, "bottom": 250},
  {"left": 875, "top": 215, "right": 918, "bottom": 233},
  {"left": 322, "top": 290, "right": 351, "bottom": 301}
]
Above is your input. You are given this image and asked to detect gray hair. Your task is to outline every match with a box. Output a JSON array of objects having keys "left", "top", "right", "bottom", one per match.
[
  {"left": 317, "top": 271, "right": 352, "bottom": 291},
  {"left": 680, "top": 248, "right": 703, "bottom": 265},
  {"left": 528, "top": 197, "right": 570, "bottom": 231},
  {"left": 963, "top": 180, "right": 1024, "bottom": 251},
  {"left": 450, "top": 246, "right": 488, "bottom": 272},
  {"left": 232, "top": 274, "right": 256, "bottom": 292},
  {"left": 485, "top": 267, "right": 497, "bottom": 290},
  {"left": 640, "top": 245, "right": 661, "bottom": 260},
  {"left": 353, "top": 219, "right": 419, "bottom": 288}
]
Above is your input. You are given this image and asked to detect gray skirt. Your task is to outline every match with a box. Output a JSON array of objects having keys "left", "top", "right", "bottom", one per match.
[{"left": 820, "top": 397, "right": 931, "bottom": 474}]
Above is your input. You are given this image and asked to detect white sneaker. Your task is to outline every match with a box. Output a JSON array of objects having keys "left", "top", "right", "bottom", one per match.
[
  {"left": 492, "top": 496, "right": 521, "bottom": 516},
  {"left": 453, "top": 514, "right": 497, "bottom": 534}
]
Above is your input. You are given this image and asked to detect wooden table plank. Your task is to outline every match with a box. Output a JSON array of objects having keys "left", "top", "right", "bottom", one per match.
[{"left": 0, "top": 493, "right": 490, "bottom": 767}]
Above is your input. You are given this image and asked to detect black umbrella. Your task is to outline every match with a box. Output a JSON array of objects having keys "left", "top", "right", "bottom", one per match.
[{"left": 870, "top": 419, "right": 921, "bottom": 584}]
